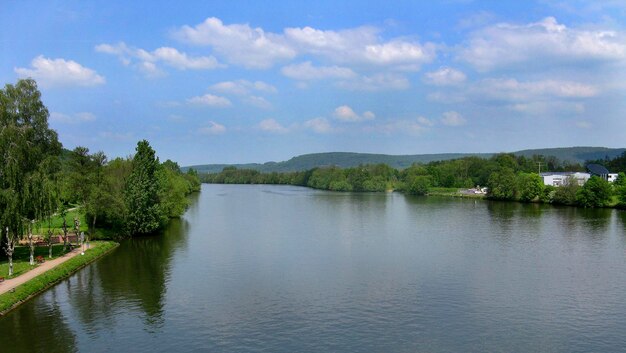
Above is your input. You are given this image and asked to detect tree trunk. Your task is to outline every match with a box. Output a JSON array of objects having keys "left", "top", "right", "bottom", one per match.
[
  {"left": 89, "top": 214, "right": 96, "bottom": 249},
  {"left": 62, "top": 219, "right": 69, "bottom": 252},
  {"left": 28, "top": 222, "right": 35, "bottom": 266},
  {"left": 74, "top": 217, "right": 80, "bottom": 250},
  {"left": 48, "top": 230, "right": 53, "bottom": 259},
  {"left": 5, "top": 227, "right": 15, "bottom": 277}
]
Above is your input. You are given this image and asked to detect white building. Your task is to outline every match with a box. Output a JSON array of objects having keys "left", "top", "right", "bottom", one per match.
[
  {"left": 540, "top": 172, "right": 590, "bottom": 187},
  {"left": 608, "top": 173, "right": 619, "bottom": 183}
]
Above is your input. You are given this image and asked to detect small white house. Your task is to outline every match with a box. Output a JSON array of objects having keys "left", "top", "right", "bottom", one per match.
[
  {"left": 608, "top": 173, "right": 619, "bottom": 183},
  {"left": 540, "top": 172, "right": 590, "bottom": 187}
]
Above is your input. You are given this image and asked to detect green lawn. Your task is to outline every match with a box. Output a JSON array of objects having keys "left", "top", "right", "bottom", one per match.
[
  {"left": 0, "top": 244, "right": 71, "bottom": 279},
  {"left": 38, "top": 208, "right": 89, "bottom": 234},
  {"left": 36, "top": 208, "right": 118, "bottom": 240}
]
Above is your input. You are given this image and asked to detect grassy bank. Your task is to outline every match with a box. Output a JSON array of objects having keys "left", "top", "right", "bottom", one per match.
[
  {"left": 0, "top": 245, "right": 71, "bottom": 279},
  {"left": 0, "top": 241, "right": 119, "bottom": 315},
  {"left": 428, "top": 187, "right": 486, "bottom": 199}
]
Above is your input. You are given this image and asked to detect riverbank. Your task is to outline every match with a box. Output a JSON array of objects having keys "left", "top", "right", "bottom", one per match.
[{"left": 0, "top": 241, "right": 119, "bottom": 316}]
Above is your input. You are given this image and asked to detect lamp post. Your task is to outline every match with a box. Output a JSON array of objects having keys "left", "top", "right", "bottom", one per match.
[{"left": 80, "top": 231, "right": 85, "bottom": 255}]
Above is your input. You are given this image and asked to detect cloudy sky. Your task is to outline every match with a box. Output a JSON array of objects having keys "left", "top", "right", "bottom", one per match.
[{"left": 1, "top": 1, "right": 625, "bottom": 165}]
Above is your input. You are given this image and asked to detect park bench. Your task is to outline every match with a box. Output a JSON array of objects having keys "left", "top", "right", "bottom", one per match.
[
  {"left": 0, "top": 277, "right": 4, "bottom": 283},
  {"left": 36, "top": 256, "right": 45, "bottom": 264}
]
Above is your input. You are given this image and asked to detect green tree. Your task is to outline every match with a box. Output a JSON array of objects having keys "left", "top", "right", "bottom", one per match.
[
  {"left": 407, "top": 175, "right": 431, "bottom": 195},
  {"left": 487, "top": 168, "right": 517, "bottom": 200},
  {"left": 66, "top": 146, "right": 93, "bottom": 205},
  {"left": 124, "top": 140, "right": 166, "bottom": 235},
  {"left": 158, "top": 166, "right": 190, "bottom": 218},
  {"left": 552, "top": 177, "right": 579, "bottom": 205},
  {"left": 517, "top": 173, "right": 543, "bottom": 202},
  {"left": 576, "top": 176, "right": 612, "bottom": 208},
  {"left": 0, "top": 79, "right": 61, "bottom": 271},
  {"left": 100, "top": 157, "right": 131, "bottom": 236},
  {"left": 617, "top": 185, "right": 626, "bottom": 209},
  {"left": 86, "top": 151, "right": 118, "bottom": 241}
]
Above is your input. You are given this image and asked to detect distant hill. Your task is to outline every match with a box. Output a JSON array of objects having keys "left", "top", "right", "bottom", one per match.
[{"left": 184, "top": 147, "right": 626, "bottom": 173}]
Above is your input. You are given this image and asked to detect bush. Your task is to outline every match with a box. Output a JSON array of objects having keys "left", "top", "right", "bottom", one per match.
[{"left": 407, "top": 176, "right": 431, "bottom": 195}]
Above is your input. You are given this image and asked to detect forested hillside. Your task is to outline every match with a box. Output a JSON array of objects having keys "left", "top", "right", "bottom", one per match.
[{"left": 186, "top": 147, "right": 625, "bottom": 173}]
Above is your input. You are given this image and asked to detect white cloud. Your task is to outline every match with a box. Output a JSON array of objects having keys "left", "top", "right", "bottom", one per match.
[
  {"left": 187, "top": 94, "right": 232, "bottom": 107},
  {"left": 258, "top": 119, "right": 289, "bottom": 133},
  {"left": 95, "top": 42, "right": 222, "bottom": 76},
  {"left": 15, "top": 56, "right": 105, "bottom": 88},
  {"left": 575, "top": 120, "right": 592, "bottom": 129},
  {"left": 172, "top": 17, "right": 296, "bottom": 69},
  {"left": 362, "top": 40, "right": 436, "bottom": 68},
  {"left": 460, "top": 17, "right": 626, "bottom": 71},
  {"left": 417, "top": 116, "right": 434, "bottom": 127},
  {"left": 424, "top": 67, "right": 466, "bottom": 86},
  {"left": 281, "top": 61, "right": 356, "bottom": 80},
  {"left": 285, "top": 26, "right": 378, "bottom": 56},
  {"left": 441, "top": 111, "right": 467, "bottom": 126},
  {"left": 199, "top": 121, "right": 226, "bottom": 135},
  {"left": 137, "top": 61, "right": 166, "bottom": 78},
  {"left": 171, "top": 17, "right": 437, "bottom": 70},
  {"left": 209, "top": 80, "right": 277, "bottom": 95},
  {"left": 304, "top": 117, "right": 333, "bottom": 133},
  {"left": 285, "top": 26, "right": 436, "bottom": 69},
  {"left": 152, "top": 47, "right": 221, "bottom": 70},
  {"left": 509, "top": 101, "right": 586, "bottom": 115},
  {"left": 336, "top": 73, "right": 410, "bottom": 91},
  {"left": 94, "top": 43, "right": 127, "bottom": 56},
  {"left": 333, "top": 105, "right": 375, "bottom": 122},
  {"left": 50, "top": 112, "right": 97, "bottom": 124},
  {"left": 473, "top": 78, "right": 598, "bottom": 101},
  {"left": 244, "top": 96, "right": 272, "bottom": 109}
]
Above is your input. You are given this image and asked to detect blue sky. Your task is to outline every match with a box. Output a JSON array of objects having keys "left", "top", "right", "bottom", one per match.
[{"left": 1, "top": 0, "right": 625, "bottom": 165}]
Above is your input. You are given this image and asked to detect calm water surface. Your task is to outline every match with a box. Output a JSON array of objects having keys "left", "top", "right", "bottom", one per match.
[{"left": 2, "top": 184, "right": 626, "bottom": 352}]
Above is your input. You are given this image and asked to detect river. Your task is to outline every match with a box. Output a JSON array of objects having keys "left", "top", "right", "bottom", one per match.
[{"left": 2, "top": 184, "right": 626, "bottom": 352}]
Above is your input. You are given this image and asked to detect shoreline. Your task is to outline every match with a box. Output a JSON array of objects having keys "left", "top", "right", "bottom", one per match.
[
  {"left": 0, "top": 241, "right": 119, "bottom": 316},
  {"left": 203, "top": 182, "right": 624, "bottom": 209}
]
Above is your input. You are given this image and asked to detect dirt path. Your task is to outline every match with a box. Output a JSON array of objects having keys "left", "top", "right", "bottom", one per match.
[{"left": 0, "top": 246, "right": 92, "bottom": 295}]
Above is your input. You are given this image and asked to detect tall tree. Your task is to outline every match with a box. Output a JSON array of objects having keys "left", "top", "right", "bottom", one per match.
[
  {"left": 517, "top": 173, "right": 544, "bottom": 202},
  {"left": 86, "top": 151, "right": 107, "bottom": 242},
  {"left": 124, "top": 140, "right": 166, "bottom": 235},
  {"left": 576, "top": 176, "right": 612, "bottom": 208},
  {"left": 487, "top": 168, "right": 517, "bottom": 200},
  {"left": 0, "top": 79, "right": 61, "bottom": 269}
]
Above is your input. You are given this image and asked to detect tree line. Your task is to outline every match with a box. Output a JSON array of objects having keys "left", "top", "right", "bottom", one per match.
[
  {"left": 1, "top": 79, "right": 199, "bottom": 269},
  {"left": 202, "top": 152, "right": 626, "bottom": 209}
]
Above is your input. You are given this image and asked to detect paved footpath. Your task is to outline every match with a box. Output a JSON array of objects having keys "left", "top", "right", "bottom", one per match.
[{"left": 0, "top": 247, "right": 91, "bottom": 295}]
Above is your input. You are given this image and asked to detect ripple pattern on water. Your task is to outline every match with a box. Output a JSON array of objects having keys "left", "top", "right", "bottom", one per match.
[{"left": 1, "top": 184, "right": 626, "bottom": 353}]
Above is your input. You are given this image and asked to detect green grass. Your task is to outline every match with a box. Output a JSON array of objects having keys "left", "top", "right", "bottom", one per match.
[
  {"left": 428, "top": 187, "right": 486, "bottom": 198},
  {"left": 0, "top": 241, "right": 119, "bottom": 315},
  {"left": 0, "top": 245, "right": 71, "bottom": 279},
  {"left": 37, "top": 208, "right": 121, "bottom": 240},
  {"left": 429, "top": 187, "right": 461, "bottom": 193},
  {"left": 38, "top": 208, "right": 89, "bottom": 234}
]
